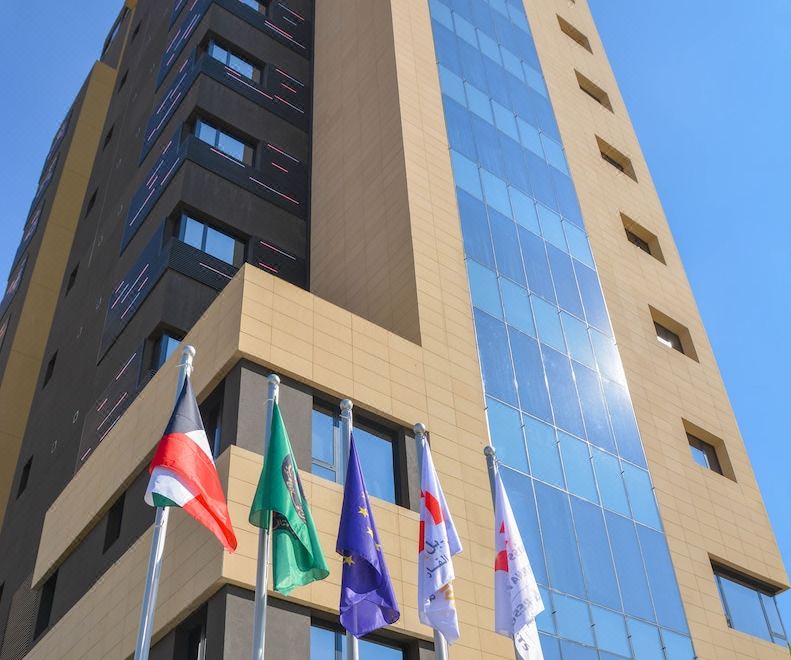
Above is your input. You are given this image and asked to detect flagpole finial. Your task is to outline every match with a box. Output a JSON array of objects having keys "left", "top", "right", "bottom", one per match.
[
  {"left": 182, "top": 344, "right": 196, "bottom": 361},
  {"left": 483, "top": 445, "right": 496, "bottom": 459},
  {"left": 414, "top": 422, "right": 427, "bottom": 436},
  {"left": 340, "top": 399, "right": 353, "bottom": 412},
  {"left": 267, "top": 373, "right": 281, "bottom": 386}
]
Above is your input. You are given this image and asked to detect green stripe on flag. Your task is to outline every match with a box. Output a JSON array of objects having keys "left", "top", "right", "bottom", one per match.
[{"left": 152, "top": 493, "right": 180, "bottom": 508}]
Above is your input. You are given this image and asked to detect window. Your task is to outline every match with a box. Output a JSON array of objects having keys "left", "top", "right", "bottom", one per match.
[
  {"left": 65, "top": 264, "right": 79, "bottom": 296},
  {"left": 625, "top": 228, "right": 650, "bottom": 253},
  {"left": 0, "top": 316, "right": 9, "bottom": 353},
  {"left": 178, "top": 215, "right": 241, "bottom": 265},
  {"left": 558, "top": 15, "right": 592, "bottom": 52},
  {"left": 174, "top": 607, "right": 207, "bottom": 660},
  {"left": 654, "top": 322, "right": 682, "bottom": 352},
  {"left": 239, "top": 0, "right": 268, "bottom": 14},
  {"left": 311, "top": 406, "right": 398, "bottom": 504},
  {"left": 131, "top": 21, "right": 141, "bottom": 43},
  {"left": 103, "top": 493, "right": 125, "bottom": 552},
  {"left": 200, "top": 391, "right": 224, "bottom": 458},
  {"left": 85, "top": 189, "right": 98, "bottom": 217},
  {"left": 208, "top": 41, "right": 257, "bottom": 81},
  {"left": 34, "top": 571, "right": 58, "bottom": 639},
  {"left": 310, "top": 624, "right": 405, "bottom": 660},
  {"left": 17, "top": 457, "right": 32, "bottom": 498},
  {"left": 714, "top": 565, "right": 788, "bottom": 646},
  {"left": 102, "top": 126, "right": 114, "bottom": 151},
  {"left": 596, "top": 137, "right": 638, "bottom": 182},
  {"left": 151, "top": 332, "right": 182, "bottom": 372},
  {"left": 575, "top": 71, "right": 612, "bottom": 111},
  {"left": 102, "top": 7, "right": 128, "bottom": 56},
  {"left": 687, "top": 434, "right": 722, "bottom": 474},
  {"left": 118, "top": 70, "right": 128, "bottom": 92},
  {"left": 43, "top": 352, "right": 58, "bottom": 387},
  {"left": 195, "top": 118, "right": 253, "bottom": 165},
  {"left": 621, "top": 214, "right": 665, "bottom": 262}
]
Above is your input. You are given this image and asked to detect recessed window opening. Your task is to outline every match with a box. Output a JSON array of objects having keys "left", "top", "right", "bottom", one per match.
[
  {"left": 311, "top": 403, "right": 400, "bottom": 505},
  {"left": 103, "top": 493, "right": 125, "bottom": 552},
  {"left": 17, "top": 457, "right": 32, "bottom": 498},
  {"left": 194, "top": 118, "right": 254, "bottom": 165},
  {"left": 43, "top": 351, "right": 58, "bottom": 387},
  {"left": 208, "top": 40, "right": 259, "bottom": 82},
  {"left": 177, "top": 214, "right": 243, "bottom": 266},
  {"left": 713, "top": 563, "right": 788, "bottom": 646},
  {"left": 575, "top": 71, "right": 613, "bottom": 111},
  {"left": 65, "top": 264, "right": 79, "bottom": 296},
  {"left": 85, "top": 189, "right": 98, "bottom": 217},
  {"left": 596, "top": 137, "right": 638, "bottom": 182},
  {"left": 683, "top": 420, "right": 735, "bottom": 480},
  {"left": 102, "top": 126, "right": 114, "bottom": 151},
  {"left": 649, "top": 307, "right": 698, "bottom": 361},
  {"left": 688, "top": 434, "right": 722, "bottom": 474},
  {"left": 33, "top": 571, "right": 58, "bottom": 639},
  {"left": 239, "top": 0, "right": 269, "bottom": 14},
  {"left": 558, "top": 15, "right": 592, "bottom": 52},
  {"left": 621, "top": 214, "right": 665, "bottom": 263},
  {"left": 118, "top": 70, "right": 128, "bottom": 92}
]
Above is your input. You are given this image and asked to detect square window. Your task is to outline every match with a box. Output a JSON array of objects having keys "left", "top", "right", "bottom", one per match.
[
  {"left": 17, "top": 457, "right": 32, "bottom": 498},
  {"left": 34, "top": 571, "right": 58, "bottom": 639},
  {"left": 596, "top": 136, "right": 637, "bottom": 182},
  {"left": 575, "top": 71, "right": 613, "bottom": 111},
  {"left": 688, "top": 434, "right": 722, "bottom": 474},
  {"left": 103, "top": 493, "right": 125, "bottom": 552},
  {"left": 654, "top": 322, "right": 682, "bottom": 352},
  {"left": 650, "top": 307, "right": 697, "bottom": 360},
  {"left": 557, "top": 15, "right": 592, "bottom": 52},
  {"left": 621, "top": 214, "right": 665, "bottom": 263}
]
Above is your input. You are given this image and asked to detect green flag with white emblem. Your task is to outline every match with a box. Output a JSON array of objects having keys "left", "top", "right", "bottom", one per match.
[{"left": 249, "top": 401, "right": 329, "bottom": 594}]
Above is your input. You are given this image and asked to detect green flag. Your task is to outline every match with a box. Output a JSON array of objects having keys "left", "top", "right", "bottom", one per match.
[{"left": 249, "top": 402, "right": 329, "bottom": 594}]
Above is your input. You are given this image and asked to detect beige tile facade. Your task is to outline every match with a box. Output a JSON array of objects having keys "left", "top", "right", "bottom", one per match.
[
  {"left": 523, "top": 0, "right": 788, "bottom": 657},
  {"left": 24, "top": 0, "right": 787, "bottom": 658}
]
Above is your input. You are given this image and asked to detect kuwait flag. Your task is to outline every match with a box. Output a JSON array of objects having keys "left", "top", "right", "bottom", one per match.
[
  {"left": 418, "top": 434, "right": 462, "bottom": 643},
  {"left": 145, "top": 375, "right": 237, "bottom": 552},
  {"left": 493, "top": 462, "right": 543, "bottom": 660}
]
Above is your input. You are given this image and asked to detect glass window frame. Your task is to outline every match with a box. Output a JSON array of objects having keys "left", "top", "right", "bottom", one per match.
[
  {"left": 687, "top": 433, "right": 723, "bottom": 474},
  {"left": 310, "top": 403, "right": 401, "bottom": 506},
  {"left": 207, "top": 39, "right": 259, "bottom": 82},
  {"left": 177, "top": 213, "right": 243, "bottom": 266},
  {"left": 714, "top": 565, "right": 788, "bottom": 646},
  {"left": 194, "top": 118, "right": 254, "bottom": 165},
  {"left": 310, "top": 621, "right": 406, "bottom": 660}
]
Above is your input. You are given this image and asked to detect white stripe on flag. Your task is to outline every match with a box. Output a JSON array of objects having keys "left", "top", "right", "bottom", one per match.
[{"left": 145, "top": 466, "right": 197, "bottom": 506}]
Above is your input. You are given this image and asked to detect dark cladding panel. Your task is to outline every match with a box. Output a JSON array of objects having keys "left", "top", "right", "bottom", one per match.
[
  {"left": 143, "top": 52, "right": 309, "bottom": 162},
  {"left": 169, "top": 239, "right": 238, "bottom": 289},
  {"left": 158, "top": 0, "right": 312, "bottom": 87},
  {"left": 250, "top": 238, "right": 305, "bottom": 288},
  {"left": 186, "top": 136, "right": 307, "bottom": 218},
  {"left": 0, "top": 256, "right": 29, "bottom": 321},
  {"left": 141, "top": 53, "right": 197, "bottom": 161},
  {"left": 123, "top": 131, "right": 186, "bottom": 252},
  {"left": 77, "top": 349, "right": 144, "bottom": 470},
  {"left": 171, "top": 0, "right": 191, "bottom": 26},
  {"left": 11, "top": 203, "right": 45, "bottom": 270},
  {"left": 100, "top": 232, "right": 170, "bottom": 359}
]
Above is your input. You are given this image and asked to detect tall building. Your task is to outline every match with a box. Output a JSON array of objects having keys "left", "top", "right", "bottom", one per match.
[{"left": 0, "top": 0, "right": 786, "bottom": 658}]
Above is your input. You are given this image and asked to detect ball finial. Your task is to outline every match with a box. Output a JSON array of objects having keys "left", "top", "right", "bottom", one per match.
[
  {"left": 483, "top": 445, "right": 496, "bottom": 458},
  {"left": 414, "top": 422, "right": 427, "bottom": 436},
  {"left": 268, "top": 374, "right": 281, "bottom": 385},
  {"left": 340, "top": 399, "right": 353, "bottom": 411}
]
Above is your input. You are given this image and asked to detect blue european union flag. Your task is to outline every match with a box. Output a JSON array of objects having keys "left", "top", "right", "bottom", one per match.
[{"left": 336, "top": 434, "right": 400, "bottom": 638}]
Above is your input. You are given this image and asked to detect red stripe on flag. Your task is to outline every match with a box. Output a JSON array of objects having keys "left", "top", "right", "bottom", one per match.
[
  {"left": 422, "top": 490, "right": 444, "bottom": 525},
  {"left": 495, "top": 549, "right": 509, "bottom": 572},
  {"left": 150, "top": 432, "right": 237, "bottom": 551},
  {"left": 419, "top": 520, "right": 425, "bottom": 552}
]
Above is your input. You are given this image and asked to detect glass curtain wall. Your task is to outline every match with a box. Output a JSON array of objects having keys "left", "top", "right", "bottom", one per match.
[{"left": 427, "top": 0, "right": 695, "bottom": 657}]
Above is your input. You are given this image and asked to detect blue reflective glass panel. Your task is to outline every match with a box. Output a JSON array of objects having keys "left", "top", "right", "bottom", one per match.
[
  {"left": 537, "top": 586, "right": 555, "bottom": 634},
  {"left": 542, "top": 346, "right": 585, "bottom": 438},
  {"left": 532, "top": 297, "right": 565, "bottom": 352},
  {"left": 444, "top": 97, "right": 478, "bottom": 160},
  {"left": 592, "top": 448, "right": 630, "bottom": 516},
  {"left": 627, "top": 619, "right": 663, "bottom": 660},
  {"left": 481, "top": 170, "right": 512, "bottom": 217},
  {"left": 310, "top": 626, "right": 336, "bottom": 660},
  {"left": 637, "top": 525, "right": 688, "bottom": 632},
  {"left": 457, "top": 190, "right": 495, "bottom": 268},
  {"left": 607, "top": 512, "right": 655, "bottom": 621},
  {"left": 524, "top": 415, "right": 563, "bottom": 487},
  {"left": 501, "top": 280, "right": 535, "bottom": 337},
  {"left": 489, "top": 210, "right": 526, "bottom": 285},
  {"left": 509, "top": 329, "right": 552, "bottom": 422},
  {"left": 537, "top": 204, "right": 567, "bottom": 251},
  {"left": 553, "top": 592, "right": 593, "bottom": 645},
  {"left": 559, "top": 641, "right": 596, "bottom": 660},
  {"left": 535, "top": 483, "right": 585, "bottom": 597},
  {"left": 487, "top": 397, "right": 528, "bottom": 473},
  {"left": 717, "top": 573, "right": 773, "bottom": 642},
  {"left": 473, "top": 309, "right": 517, "bottom": 405},
  {"left": 355, "top": 426, "right": 396, "bottom": 503},
  {"left": 575, "top": 261, "right": 611, "bottom": 334},
  {"left": 509, "top": 186, "right": 540, "bottom": 233},
  {"left": 564, "top": 221, "right": 594, "bottom": 268},
  {"left": 590, "top": 606, "right": 630, "bottom": 657},
  {"left": 590, "top": 331, "right": 624, "bottom": 383},
  {"left": 538, "top": 635, "right": 561, "bottom": 660},
  {"left": 451, "top": 152, "right": 482, "bottom": 199},
  {"left": 547, "top": 245, "right": 584, "bottom": 318},
  {"left": 662, "top": 629, "right": 696, "bottom": 659},
  {"left": 573, "top": 362, "right": 616, "bottom": 452},
  {"left": 559, "top": 433, "right": 597, "bottom": 503},
  {"left": 622, "top": 464, "right": 660, "bottom": 529},
  {"left": 467, "top": 260, "right": 502, "bottom": 319},
  {"left": 519, "top": 227, "right": 556, "bottom": 303},
  {"left": 571, "top": 497, "right": 621, "bottom": 610},
  {"left": 602, "top": 379, "right": 646, "bottom": 467},
  {"left": 311, "top": 408, "right": 335, "bottom": 466}
]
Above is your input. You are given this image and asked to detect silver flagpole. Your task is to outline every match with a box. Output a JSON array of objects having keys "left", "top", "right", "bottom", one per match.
[
  {"left": 414, "top": 423, "right": 449, "bottom": 660},
  {"left": 134, "top": 345, "right": 196, "bottom": 660},
  {"left": 340, "top": 399, "right": 359, "bottom": 660},
  {"left": 251, "top": 374, "right": 281, "bottom": 660}
]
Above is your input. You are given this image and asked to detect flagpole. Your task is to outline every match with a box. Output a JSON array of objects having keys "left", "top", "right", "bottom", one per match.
[
  {"left": 340, "top": 399, "right": 359, "bottom": 660},
  {"left": 251, "top": 374, "right": 281, "bottom": 660},
  {"left": 414, "top": 423, "right": 450, "bottom": 660},
  {"left": 134, "top": 345, "right": 195, "bottom": 660}
]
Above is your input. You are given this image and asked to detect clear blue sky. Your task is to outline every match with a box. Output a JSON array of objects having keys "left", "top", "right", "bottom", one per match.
[{"left": 1, "top": 0, "right": 790, "bottom": 631}]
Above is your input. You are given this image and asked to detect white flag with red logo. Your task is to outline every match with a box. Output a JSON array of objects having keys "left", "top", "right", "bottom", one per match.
[
  {"left": 493, "top": 464, "right": 544, "bottom": 660},
  {"left": 418, "top": 436, "right": 462, "bottom": 643}
]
